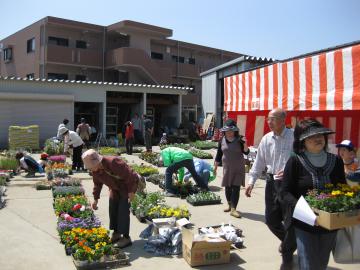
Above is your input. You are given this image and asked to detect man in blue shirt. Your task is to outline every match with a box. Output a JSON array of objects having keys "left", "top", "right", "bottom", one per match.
[{"left": 183, "top": 158, "right": 215, "bottom": 185}]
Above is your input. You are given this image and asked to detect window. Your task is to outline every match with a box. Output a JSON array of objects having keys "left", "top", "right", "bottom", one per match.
[
  {"left": 26, "top": 73, "right": 34, "bottom": 79},
  {"left": 188, "top": 58, "right": 195, "bottom": 65},
  {"left": 27, "top": 38, "right": 35, "bottom": 53},
  {"left": 47, "top": 73, "right": 68, "bottom": 80},
  {"left": 151, "top": 52, "right": 163, "bottom": 60},
  {"left": 171, "top": 55, "right": 184, "bottom": 63},
  {"left": 48, "top": 36, "right": 69, "bottom": 47},
  {"left": 75, "top": 75, "right": 87, "bottom": 81},
  {"left": 76, "top": 40, "right": 87, "bottom": 49},
  {"left": 3, "top": 48, "right": 12, "bottom": 62}
]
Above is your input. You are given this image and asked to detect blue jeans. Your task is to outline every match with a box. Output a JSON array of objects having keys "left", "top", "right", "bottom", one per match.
[{"left": 295, "top": 227, "right": 337, "bottom": 270}]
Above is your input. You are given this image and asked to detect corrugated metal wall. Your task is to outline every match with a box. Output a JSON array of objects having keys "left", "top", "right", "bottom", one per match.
[{"left": 201, "top": 73, "right": 217, "bottom": 116}]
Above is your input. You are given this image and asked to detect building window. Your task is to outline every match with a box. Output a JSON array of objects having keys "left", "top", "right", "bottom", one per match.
[
  {"left": 151, "top": 52, "right": 163, "bottom": 60},
  {"left": 27, "top": 38, "right": 35, "bottom": 53},
  {"left": 75, "top": 75, "right": 87, "bottom": 81},
  {"left": 48, "top": 73, "right": 68, "bottom": 80},
  {"left": 3, "top": 48, "right": 12, "bottom": 62},
  {"left": 76, "top": 40, "right": 87, "bottom": 49},
  {"left": 188, "top": 58, "right": 195, "bottom": 65},
  {"left": 26, "top": 73, "right": 34, "bottom": 79},
  {"left": 48, "top": 36, "right": 69, "bottom": 47},
  {"left": 172, "top": 55, "right": 184, "bottom": 63}
]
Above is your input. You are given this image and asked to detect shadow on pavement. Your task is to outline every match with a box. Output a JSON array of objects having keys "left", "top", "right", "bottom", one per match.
[
  {"left": 241, "top": 212, "right": 265, "bottom": 223},
  {"left": 208, "top": 185, "right": 222, "bottom": 192},
  {"left": 125, "top": 239, "right": 158, "bottom": 261}
]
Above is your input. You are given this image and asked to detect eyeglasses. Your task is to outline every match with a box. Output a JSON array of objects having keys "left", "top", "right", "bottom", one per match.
[{"left": 267, "top": 117, "right": 281, "bottom": 122}]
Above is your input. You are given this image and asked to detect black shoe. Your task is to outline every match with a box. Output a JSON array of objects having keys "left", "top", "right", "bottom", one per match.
[
  {"left": 280, "top": 255, "right": 293, "bottom": 270},
  {"left": 280, "top": 261, "right": 293, "bottom": 270}
]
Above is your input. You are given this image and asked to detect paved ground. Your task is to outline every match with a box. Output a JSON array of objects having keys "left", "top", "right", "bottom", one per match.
[{"left": 0, "top": 147, "right": 359, "bottom": 270}]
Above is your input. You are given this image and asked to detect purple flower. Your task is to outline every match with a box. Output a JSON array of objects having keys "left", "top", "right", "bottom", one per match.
[
  {"left": 57, "top": 216, "right": 101, "bottom": 232},
  {"left": 316, "top": 194, "right": 331, "bottom": 200}
]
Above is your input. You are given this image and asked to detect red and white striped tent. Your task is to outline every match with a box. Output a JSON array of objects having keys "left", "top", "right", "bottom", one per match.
[{"left": 224, "top": 42, "right": 360, "bottom": 147}]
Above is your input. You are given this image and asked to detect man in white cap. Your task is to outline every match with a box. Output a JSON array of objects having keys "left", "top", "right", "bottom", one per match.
[
  {"left": 336, "top": 139, "right": 360, "bottom": 185},
  {"left": 58, "top": 127, "right": 84, "bottom": 171},
  {"left": 82, "top": 149, "right": 141, "bottom": 248}
]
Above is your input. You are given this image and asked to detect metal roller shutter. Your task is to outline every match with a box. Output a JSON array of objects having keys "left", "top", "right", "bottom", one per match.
[{"left": 0, "top": 99, "right": 73, "bottom": 148}]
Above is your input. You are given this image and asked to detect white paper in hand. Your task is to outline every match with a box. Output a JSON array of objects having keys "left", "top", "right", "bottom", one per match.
[{"left": 293, "top": 196, "right": 317, "bottom": 226}]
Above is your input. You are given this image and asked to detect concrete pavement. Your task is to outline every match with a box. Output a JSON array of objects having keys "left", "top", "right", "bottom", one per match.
[{"left": 0, "top": 148, "right": 358, "bottom": 270}]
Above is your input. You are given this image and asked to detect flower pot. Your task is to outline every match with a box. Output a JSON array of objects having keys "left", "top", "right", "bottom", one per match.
[{"left": 65, "top": 246, "right": 72, "bottom": 256}]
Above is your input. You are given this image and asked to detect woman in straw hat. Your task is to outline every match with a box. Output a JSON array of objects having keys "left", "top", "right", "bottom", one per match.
[
  {"left": 281, "top": 119, "right": 346, "bottom": 269},
  {"left": 214, "top": 119, "right": 249, "bottom": 218}
]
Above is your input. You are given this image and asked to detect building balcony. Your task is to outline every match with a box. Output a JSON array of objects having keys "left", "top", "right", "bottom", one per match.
[
  {"left": 105, "top": 47, "right": 173, "bottom": 84},
  {"left": 47, "top": 45, "right": 103, "bottom": 67}
]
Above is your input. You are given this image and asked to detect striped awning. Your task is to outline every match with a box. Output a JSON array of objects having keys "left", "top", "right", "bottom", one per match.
[{"left": 224, "top": 43, "right": 360, "bottom": 112}]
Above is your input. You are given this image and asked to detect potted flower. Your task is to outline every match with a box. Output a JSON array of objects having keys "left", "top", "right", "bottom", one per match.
[
  {"left": 147, "top": 205, "right": 191, "bottom": 220},
  {"left": 305, "top": 183, "right": 360, "bottom": 230},
  {"left": 186, "top": 191, "right": 221, "bottom": 206},
  {"left": 130, "top": 164, "right": 159, "bottom": 177}
]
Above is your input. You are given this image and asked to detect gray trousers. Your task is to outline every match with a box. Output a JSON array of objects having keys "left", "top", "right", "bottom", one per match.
[{"left": 144, "top": 130, "right": 152, "bottom": 151}]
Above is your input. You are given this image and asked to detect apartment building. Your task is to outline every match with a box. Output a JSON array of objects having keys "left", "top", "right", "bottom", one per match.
[{"left": 0, "top": 17, "right": 242, "bottom": 121}]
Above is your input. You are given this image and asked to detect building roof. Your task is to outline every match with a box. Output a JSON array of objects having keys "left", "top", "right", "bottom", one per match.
[
  {"left": 200, "top": 55, "right": 275, "bottom": 77},
  {"left": 0, "top": 76, "right": 192, "bottom": 92}
]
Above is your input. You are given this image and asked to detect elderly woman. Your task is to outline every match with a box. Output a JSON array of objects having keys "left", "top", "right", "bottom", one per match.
[
  {"left": 82, "top": 149, "right": 143, "bottom": 249},
  {"left": 281, "top": 119, "right": 346, "bottom": 270},
  {"left": 214, "top": 119, "right": 249, "bottom": 218}
]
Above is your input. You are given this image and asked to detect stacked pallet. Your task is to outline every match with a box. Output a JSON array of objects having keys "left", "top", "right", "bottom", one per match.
[{"left": 8, "top": 125, "right": 40, "bottom": 150}]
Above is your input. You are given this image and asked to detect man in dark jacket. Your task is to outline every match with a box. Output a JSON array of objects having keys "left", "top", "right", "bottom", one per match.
[{"left": 82, "top": 149, "right": 143, "bottom": 248}]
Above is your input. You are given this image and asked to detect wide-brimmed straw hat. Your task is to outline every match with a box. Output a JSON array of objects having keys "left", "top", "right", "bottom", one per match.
[
  {"left": 82, "top": 149, "right": 103, "bottom": 170},
  {"left": 299, "top": 126, "right": 334, "bottom": 141},
  {"left": 221, "top": 119, "right": 239, "bottom": 132},
  {"left": 58, "top": 126, "right": 69, "bottom": 135}
]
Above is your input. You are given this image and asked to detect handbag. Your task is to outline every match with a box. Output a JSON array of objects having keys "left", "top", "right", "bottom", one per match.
[{"left": 333, "top": 225, "right": 360, "bottom": 263}]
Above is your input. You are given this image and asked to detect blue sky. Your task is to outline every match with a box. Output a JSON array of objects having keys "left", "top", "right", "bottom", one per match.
[{"left": 1, "top": 0, "right": 359, "bottom": 59}]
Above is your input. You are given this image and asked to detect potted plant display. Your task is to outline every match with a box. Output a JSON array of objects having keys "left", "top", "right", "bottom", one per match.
[
  {"left": 186, "top": 191, "right": 222, "bottom": 206},
  {"left": 305, "top": 183, "right": 360, "bottom": 230}
]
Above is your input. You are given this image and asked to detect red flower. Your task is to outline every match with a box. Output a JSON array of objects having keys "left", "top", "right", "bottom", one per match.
[{"left": 72, "top": 203, "right": 82, "bottom": 211}]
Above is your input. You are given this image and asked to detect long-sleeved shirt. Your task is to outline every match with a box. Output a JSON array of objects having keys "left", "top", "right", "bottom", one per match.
[
  {"left": 92, "top": 156, "right": 139, "bottom": 200},
  {"left": 131, "top": 117, "right": 142, "bottom": 131},
  {"left": 184, "top": 158, "right": 212, "bottom": 180},
  {"left": 248, "top": 128, "right": 294, "bottom": 185},
  {"left": 64, "top": 130, "right": 84, "bottom": 152},
  {"left": 125, "top": 124, "right": 134, "bottom": 139}
]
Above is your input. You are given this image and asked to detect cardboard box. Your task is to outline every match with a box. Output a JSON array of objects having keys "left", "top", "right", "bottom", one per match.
[
  {"left": 182, "top": 228, "right": 231, "bottom": 267},
  {"left": 152, "top": 217, "right": 176, "bottom": 235},
  {"left": 314, "top": 208, "right": 360, "bottom": 230}
]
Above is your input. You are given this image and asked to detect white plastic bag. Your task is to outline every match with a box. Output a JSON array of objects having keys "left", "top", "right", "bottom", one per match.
[{"left": 333, "top": 225, "right": 360, "bottom": 263}]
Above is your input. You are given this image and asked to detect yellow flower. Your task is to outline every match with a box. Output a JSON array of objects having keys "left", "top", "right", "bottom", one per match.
[
  {"left": 331, "top": 190, "right": 342, "bottom": 196},
  {"left": 345, "top": 192, "right": 354, "bottom": 197}
]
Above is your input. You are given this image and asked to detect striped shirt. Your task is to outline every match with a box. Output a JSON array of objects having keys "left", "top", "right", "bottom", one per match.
[{"left": 248, "top": 128, "right": 294, "bottom": 185}]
